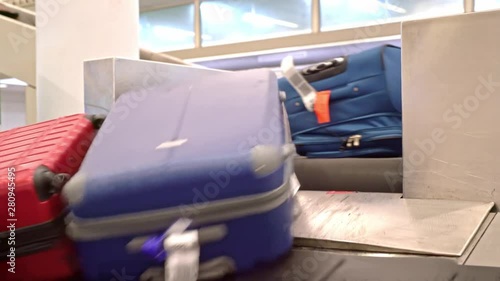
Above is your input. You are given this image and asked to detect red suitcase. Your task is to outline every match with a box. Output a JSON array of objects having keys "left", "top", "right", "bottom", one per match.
[{"left": 0, "top": 114, "right": 104, "bottom": 281}]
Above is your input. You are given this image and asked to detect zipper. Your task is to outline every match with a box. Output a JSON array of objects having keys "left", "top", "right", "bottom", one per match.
[
  {"left": 67, "top": 103, "right": 297, "bottom": 242},
  {"left": 292, "top": 113, "right": 402, "bottom": 136},
  {"left": 0, "top": 213, "right": 66, "bottom": 259},
  {"left": 66, "top": 171, "right": 295, "bottom": 241},
  {"left": 340, "top": 132, "right": 402, "bottom": 150},
  {"left": 342, "top": 134, "right": 362, "bottom": 149},
  {"left": 294, "top": 128, "right": 401, "bottom": 145}
]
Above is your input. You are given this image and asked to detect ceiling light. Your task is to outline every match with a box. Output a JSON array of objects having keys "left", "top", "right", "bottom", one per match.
[
  {"left": 353, "top": 0, "right": 380, "bottom": 13},
  {"left": 242, "top": 13, "right": 299, "bottom": 29},
  {"left": 378, "top": 2, "right": 407, "bottom": 13},
  {"left": 201, "top": 34, "right": 213, "bottom": 40},
  {"left": 200, "top": 2, "right": 234, "bottom": 23},
  {"left": 0, "top": 84, "right": 7, "bottom": 88},
  {"left": 152, "top": 26, "right": 195, "bottom": 39},
  {"left": 0, "top": 78, "right": 27, "bottom": 86}
]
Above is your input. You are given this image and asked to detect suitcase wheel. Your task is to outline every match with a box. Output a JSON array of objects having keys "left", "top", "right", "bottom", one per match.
[
  {"left": 34, "top": 165, "right": 71, "bottom": 201},
  {"left": 86, "top": 114, "right": 106, "bottom": 130}
]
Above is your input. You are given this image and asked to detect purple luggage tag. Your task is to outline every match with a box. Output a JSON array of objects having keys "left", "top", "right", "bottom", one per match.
[
  {"left": 139, "top": 218, "right": 193, "bottom": 262},
  {"left": 141, "top": 235, "right": 169, "bottom": 262}
]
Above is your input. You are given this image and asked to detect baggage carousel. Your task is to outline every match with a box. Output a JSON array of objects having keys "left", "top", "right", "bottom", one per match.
[
  {"left": 81, "top": 58, "right": 500, "bottom": 281},
  {"left": 122, "top": 190, "right": 500, "bottom": 281},
  {"left": 219, "top": 191, "right": 500, "bottom": 281}
]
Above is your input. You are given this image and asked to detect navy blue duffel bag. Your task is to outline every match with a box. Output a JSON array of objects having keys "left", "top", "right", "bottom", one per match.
[{"left": 278, "top": 45, "right": 402, "bottom": 158}]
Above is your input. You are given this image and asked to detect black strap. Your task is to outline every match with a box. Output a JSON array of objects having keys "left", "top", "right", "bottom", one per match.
[{"left": 0, "top": 212, "right": 66, "bottom": 259}]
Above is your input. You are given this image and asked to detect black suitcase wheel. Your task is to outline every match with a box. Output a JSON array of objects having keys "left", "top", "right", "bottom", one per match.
[
  {"left": 86, "top": 114, "right": 106, "bottom": 130},
  {"left": 34, "top": 166, "right": 71, "bottom": 201}
]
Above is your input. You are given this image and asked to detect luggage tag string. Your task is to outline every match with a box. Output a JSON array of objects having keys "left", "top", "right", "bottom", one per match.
[
  {"left": 280, "top": 56, "right": 317, "bottom": 112},
  {"left": 139, "top": 218, "right": 192, "bottom": 261},
  {"left": 127, "top": 218, "right": 200, "bottom": 281},
  {"left": 281, "top": 56, "right": 332, "bottom": 124}
]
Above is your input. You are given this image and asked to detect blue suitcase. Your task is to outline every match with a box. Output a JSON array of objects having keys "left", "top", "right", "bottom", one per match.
[
  {"left": 278, "top": 45, "right": 402, "bottom": 158},
  {"left": 62, "top": 69, "right": 297, "bottom": 281}
]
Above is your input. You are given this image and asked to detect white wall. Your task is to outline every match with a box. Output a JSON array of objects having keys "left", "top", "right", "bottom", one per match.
[
  {"left": 36, "top": 0, "right": 139, "bottom": 122},
  {"left": 0, "top": 85, "right": 26, "bottom": 131}
]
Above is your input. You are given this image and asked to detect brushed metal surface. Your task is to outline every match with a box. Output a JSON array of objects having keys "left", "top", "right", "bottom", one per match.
[
  {"left": 223, "top": 248, "right": 500, "bottom": 281},
  {"left": 83, "top": 58, "right": 115, "bottom": 115},
  {"left": 466, "top": 213, "right": 500, "bottom": 267},
  {"left": 83, "top": 58, "right": 223, "bottom": 114},
  {"left": 293, "top": 191, "right": 494, "bottom": 256},
  {"left": 294, "top": 157, "right": 402, "bottom": 193},
  {"left": 402, "top": 10, "right": 500, "bottom": 207},
  {"left": 457, "top": 213, "right": 495, "bottom": 265}
]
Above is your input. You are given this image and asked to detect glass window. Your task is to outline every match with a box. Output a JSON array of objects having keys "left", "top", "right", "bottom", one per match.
[
  {"left": 475, "top": 0, "right": 500, "bottom": 11},
  {"left": 201, "top": 0, "right": 312, "bottom": 46},
  {"left": 321, "top": 0, "right": 463, "bottom": 31},
  {"left": 139, "top": 4, "right": 195, "bottom": 52}
]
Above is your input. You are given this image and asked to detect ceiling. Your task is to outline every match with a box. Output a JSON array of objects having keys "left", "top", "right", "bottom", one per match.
[
  {"left": 139, "top": 0, "right": 193, "bottom": 12},
  {"left": 1, "top": 0, "right": 34, "bottom": 10},
  {"left": 1, "top": 0, "right": 192, "bottom": 12}
]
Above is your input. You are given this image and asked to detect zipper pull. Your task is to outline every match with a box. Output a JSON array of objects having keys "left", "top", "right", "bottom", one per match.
[
  {"left": 343, "top": 134, "right": 362, "bottom": 149},
  {"left": 352, "top": 134, "right": 362, "bottom": 147}
]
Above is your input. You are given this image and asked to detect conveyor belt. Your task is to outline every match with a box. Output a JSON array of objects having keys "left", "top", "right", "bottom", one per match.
[
  {"left": 220, "top": 248, "right": 500, "bottom": 281},
  {"left": 294, "top": 157, "right": 402, "bottom": 193},
  {"left": 218, "top": 192, "right": 500, "bottom": 280},
  {"left": 293, "top": 191, "right": 494, "bottom": 256},
  {"left": 466, "top": 213, "right": 500, "bottom": 267}
]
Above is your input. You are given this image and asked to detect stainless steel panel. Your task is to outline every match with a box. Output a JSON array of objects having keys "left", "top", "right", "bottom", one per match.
[
  {"left": 293, "top": 191, "right": 494, "bottom": 256},
  {"left": 83, "top": 58, "right": 224, "bottom": 114},
  {"left": 108, "top": 247, "right": 500, "bottom": 281},
  {"left": 228, "top": 248, "right": 500, "bottom": 281},
  {"left": 466, "top": 213, "right": 500, "bottom": 267},
  {"left": 294, "top": 157, "right": 402, "bottom": 193},
  {"left": 401, "top": 10, "right": 500, "bottom": 207},
  {"left": 457, "top": 213, "right": 495, "bottom": 265},
  {"left": 83, "top": 58, "right": 115, "bottom": 115}
]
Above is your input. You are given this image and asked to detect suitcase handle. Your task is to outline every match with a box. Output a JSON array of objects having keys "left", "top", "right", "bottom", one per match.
[
  {"left": 33, "top": 165, "right": 71, "bottom": 201},
  {"left": 301, "top": 57, "right": 347, "bottom": 83}
]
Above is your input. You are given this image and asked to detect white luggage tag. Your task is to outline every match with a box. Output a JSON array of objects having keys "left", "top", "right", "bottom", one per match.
[
  {"left": 290, "top": 173, "right": 302, "bottom": 220},
  {"left": 162, "top": 219, "right": 200, "bottom": 281},
  {"left": 280, "top": 56, "right": 317, "bottom": 112},
  {"left": 290, "top": 173, "right": 301, "bottom": 197}
]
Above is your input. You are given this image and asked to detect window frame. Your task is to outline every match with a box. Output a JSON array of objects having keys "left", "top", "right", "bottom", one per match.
[{"left": 138, "top": 0, "right": 476, "bottom": 60}]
